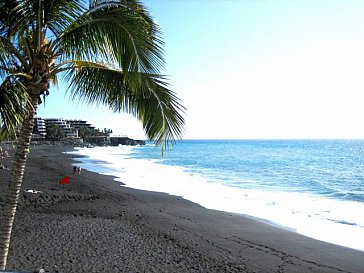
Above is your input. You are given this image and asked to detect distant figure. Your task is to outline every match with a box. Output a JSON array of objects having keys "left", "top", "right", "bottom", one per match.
[
  {"left": 0, "top": 164, "right": 9, "bottom": 170},
  {"left": 73, "top": 166, "right": 81, "bottom": 175}
]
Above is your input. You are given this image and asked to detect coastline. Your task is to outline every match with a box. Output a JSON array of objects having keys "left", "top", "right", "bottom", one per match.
[{"left": 1, "top": 145, "right": 363, "bottom": 272}]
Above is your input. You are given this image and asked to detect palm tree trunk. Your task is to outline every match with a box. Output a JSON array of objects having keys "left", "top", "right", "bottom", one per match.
[{"left": 0, "top": 98, "right": 38, "bottom": 270}]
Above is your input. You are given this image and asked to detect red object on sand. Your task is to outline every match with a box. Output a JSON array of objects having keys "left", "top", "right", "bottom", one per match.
[{"left": 59, "top": 176, "right": 70, "bottom": 184}]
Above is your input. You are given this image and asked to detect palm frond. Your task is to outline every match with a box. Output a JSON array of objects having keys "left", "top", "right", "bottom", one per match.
[
  {"left": 0, "top": 36, "right": 29, "bottom": 73},
  {"left": 0, "top": 0, "right": 83, "bottom": 46},
  {"left": 0, "top": 37, "right": 12, "bottom": 79},
  {"left": 43, "top": 0, "right": 85, "bottom": 38},
  {"left": 0, "top": 78, "right": 30, "bottom": 140},
  {"left": 64, "top": 60, "right": 185, "bottom": 150},
  {"left": 57, "top": 0, "right": 164, "bottom": 74},
  {"left": 0, "top": 0, "right": 34, "bottom": 37},
  {"left": 0, "top": 0, "right": 20, "bottom": 36},
  {"left": 134, "top": 75, "right": 186, "bottom": 152}
]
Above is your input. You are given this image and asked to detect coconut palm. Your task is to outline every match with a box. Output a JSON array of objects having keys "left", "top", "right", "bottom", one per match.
[{"left": 0, "top": 0, "right": 185, "bottom": 269}]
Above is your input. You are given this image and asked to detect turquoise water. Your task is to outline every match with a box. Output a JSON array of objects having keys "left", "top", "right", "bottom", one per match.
[
  {"left": 69, "top": 140, "right": 364, "bottom": 251},
  {"left": 130, "top": 140, "right": 364, "bottom": 202}
]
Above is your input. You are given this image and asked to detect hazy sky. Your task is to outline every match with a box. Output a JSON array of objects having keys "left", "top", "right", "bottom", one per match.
[{"left": 38, "top": 0, "right": 364, "bottom": 140}]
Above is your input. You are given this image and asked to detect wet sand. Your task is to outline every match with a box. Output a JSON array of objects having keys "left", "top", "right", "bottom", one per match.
[{"left": 1, "top": 145, "right": 363, "bottom": 273}]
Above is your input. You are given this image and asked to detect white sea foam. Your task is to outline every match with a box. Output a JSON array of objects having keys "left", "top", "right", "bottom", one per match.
[{"left": 68, "top": 146, "right": 364, "bottom": 251}]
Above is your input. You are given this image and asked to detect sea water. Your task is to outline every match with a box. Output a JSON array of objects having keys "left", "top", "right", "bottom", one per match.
[{"left": 67, "top": 140, "right": 364, "bottom": 251}]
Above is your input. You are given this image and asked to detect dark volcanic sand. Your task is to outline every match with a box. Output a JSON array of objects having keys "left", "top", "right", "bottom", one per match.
[{"left": 0, "top": 145, "right": 363, "bottom": 273}]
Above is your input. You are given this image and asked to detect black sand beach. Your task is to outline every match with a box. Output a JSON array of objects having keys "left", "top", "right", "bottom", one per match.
[{"left": 1, "top": 145, "right": 363, "bottom": 272}]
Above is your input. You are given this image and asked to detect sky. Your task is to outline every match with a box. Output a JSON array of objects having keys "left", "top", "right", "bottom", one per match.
[{"left": 38, "top": 0, "right": 364, "bottom": 140}]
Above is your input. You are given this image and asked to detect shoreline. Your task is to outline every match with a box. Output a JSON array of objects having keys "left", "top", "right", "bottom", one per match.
[
  {"left": 68, "top": 146, "right": 301, "bottom": 236},
  {"left": 1, "top": 145, "right": 363, "bottom": 272},
  {"left": 69, "top": 144, "right": 364, "bottom": 252}
]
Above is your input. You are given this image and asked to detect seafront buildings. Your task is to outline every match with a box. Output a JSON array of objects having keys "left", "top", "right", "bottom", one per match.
[
  {"left": 33, "top": 118, "right": 47, "bottom": 139},
  {"left": 31, "top": 117, "right": 145, "bottom": 146},
  {"left": 32, "top": 117, "right": 98, "bottom": 140}
]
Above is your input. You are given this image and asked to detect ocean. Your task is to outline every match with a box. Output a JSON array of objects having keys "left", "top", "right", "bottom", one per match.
[{"left": 67, "top": 139, "right": 364, "bottom": 251}]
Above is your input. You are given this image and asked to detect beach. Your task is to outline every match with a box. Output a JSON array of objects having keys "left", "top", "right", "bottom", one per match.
[{"left": 1, "top": 145, "right": 363, "bottom": 273}]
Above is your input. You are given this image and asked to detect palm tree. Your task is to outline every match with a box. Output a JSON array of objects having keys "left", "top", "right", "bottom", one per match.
[{"left": 0, "top": 0, "right": 185, "bottom": 269}]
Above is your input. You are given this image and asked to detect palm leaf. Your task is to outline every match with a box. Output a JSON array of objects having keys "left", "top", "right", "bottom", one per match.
[
  {"left": 1, "top": 0, "right": 34, "bottom": 37},
  {"left": 0, "top": 78, "right": 30, "bottom": 140},
  {"left": 43, "top": 0, "right": 85, "bottom": 38},
  {"left": 57, "top": 0, "right": 164, "bottom": 74},
  {"left": 134, "top": 77, "right": 185, "bottom": 151},
  {"left": 64, "top": 60, "right": 185, "bottom": 151},
  {"left": 0, "top": 0, "right": 21, "bottom": 36}
]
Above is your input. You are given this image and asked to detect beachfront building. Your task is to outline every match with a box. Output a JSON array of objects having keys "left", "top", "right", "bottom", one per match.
[
  {"left": 32, "top": 118, "right": 100, "bottom": 139},
  {"left": 30, "top": 117, "right": 106, "bottom": 141},
  {"left": 44, "top": 118, "right": 73, "bottom": 138},
  {"left": 67, "top": 119, "right": 96, "bottom": 131},
  {"left": 32, "top": 118, "right": 47, "bottom": 140}
]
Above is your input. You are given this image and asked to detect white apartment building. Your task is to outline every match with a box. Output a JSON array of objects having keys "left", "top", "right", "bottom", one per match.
[
  {"left": 32, "top": 118, "right": 47, "bottom": 139},
  {"left": 32, "top": 117, "right": 98, "bottom": 139}
]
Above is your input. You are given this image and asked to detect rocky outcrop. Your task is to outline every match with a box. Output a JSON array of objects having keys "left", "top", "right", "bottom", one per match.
[{"left": 109, "top": 137, "right": 145, "bottom": 146}]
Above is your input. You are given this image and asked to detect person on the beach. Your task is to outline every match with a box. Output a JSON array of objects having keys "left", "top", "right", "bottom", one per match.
[
  {"left": 0, "top": 164, "right": 9, "bottom": 170},
  {"left": 73, "top": 166, "right": 81, "bottom": 175}
]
